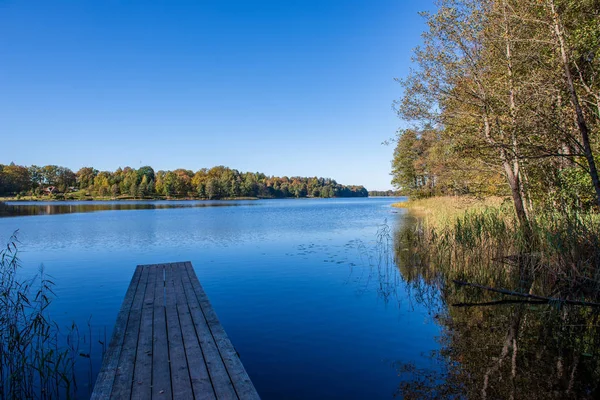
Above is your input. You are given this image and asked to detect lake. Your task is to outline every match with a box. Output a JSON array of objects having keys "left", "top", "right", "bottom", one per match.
[{"left": 0, "top": 198, "right": 441, "bottom": 399}]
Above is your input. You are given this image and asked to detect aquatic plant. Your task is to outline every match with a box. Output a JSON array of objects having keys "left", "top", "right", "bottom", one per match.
[{"left": 0, "top": 232, "right": 77, "bottom": 399}]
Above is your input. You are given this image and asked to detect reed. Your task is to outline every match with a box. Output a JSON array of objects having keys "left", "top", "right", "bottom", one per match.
[
  {"left": 395, "top": 196, "right": 600, "bottom": 301},
  {"left": 0, "top": 232, "right": 78, "bottom": 399}
]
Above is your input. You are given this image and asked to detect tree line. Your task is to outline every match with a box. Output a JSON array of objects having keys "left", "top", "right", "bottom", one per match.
[
  {"left": 0, "top": 163, "right": 368, "bottom": 200},
  {"left": 392, "top": 0, "right": 600, "bottom": 227}
]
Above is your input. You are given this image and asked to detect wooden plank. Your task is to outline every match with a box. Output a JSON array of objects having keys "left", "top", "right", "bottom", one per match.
[
  {"left": 185, "top": 262, "right": 261, "bottom": 400},
  {"left": 152, "top": 264, "right": 173, "bottom": 399},
  {"left": 172, "top": 262, "right": 216, "bottom": 400},
  {"left": 109, "top": 266, "right": 150, "bottom": 398},
  {"left": 181, "top": 265, "right": 239, "bottom": 399},
  {"left": 164, "top": 263, "right": 194, "bottom": 399},
  {"left": 131, "top": 264, "right": 160, "bottom": 400},
  {"left": 93, "top": 262, "right": 260, "bottom": 400},
  {"left": 91, "top": 265, "right": 143, "bottom": 400}
]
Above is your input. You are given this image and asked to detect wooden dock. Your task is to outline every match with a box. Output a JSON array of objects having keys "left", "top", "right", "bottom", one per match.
[{"left": 91, "top": 262, "right": 260, "bottom": 400}]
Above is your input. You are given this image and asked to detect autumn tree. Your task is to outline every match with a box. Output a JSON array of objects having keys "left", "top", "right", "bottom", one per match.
[
  {"left": 0, "top": 163, "right": 31, "bottom": 194},
  {"left": 394, "top": 0, "right": 600, "bottom": 227},
  {"left": 54, "top": 167, "right": 76, "bottom": 192},
  {"left": 0, "top": 163, "right": 368, "bottom": 199},
  {"left": 76, "top": 167, "right": 98, "bottom": 190}
]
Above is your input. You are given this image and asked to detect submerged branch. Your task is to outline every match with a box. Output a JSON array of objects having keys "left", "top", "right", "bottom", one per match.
[
  {"left": 452, "top": 299, "right": 548, "bottom": 307},
  {"left": 453, "top": 280, "right": 600, "bottom": 307}
]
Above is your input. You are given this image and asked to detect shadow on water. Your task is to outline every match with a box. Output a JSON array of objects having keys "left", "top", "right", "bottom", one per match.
[
  {"left": 0, "top": 201, "right": 252, "bottom": 218},
  {"left": 350, "top": 215, "right": 600, "bottom": 399}
]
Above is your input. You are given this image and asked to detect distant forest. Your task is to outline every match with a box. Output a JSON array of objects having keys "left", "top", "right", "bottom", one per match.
[{"left": 0, "top": 163, "right": 368, "bottom": 199}]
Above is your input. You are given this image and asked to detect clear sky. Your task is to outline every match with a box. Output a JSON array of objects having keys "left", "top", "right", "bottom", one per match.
[{"left": 0, "top": 0, "right": 433, "bottom": 191}]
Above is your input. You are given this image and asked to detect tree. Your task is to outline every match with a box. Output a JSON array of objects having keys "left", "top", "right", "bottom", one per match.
[
  {"left": 28, "top": 165, "right": 43, "bottom": 189},
  {"left": 544, "top": 0, "right": 600, "bottom": 207},
  {"left": 394, "top": 0, "right": 600, "bottom": 226},
  {"left": 242, "top": 173, "right": 258, "bottom": 197},
  {"left": 120, "top": 168, "right": 138, "bottom": 195},
  {"left": 392, "top": 130, "right": 420, "bottom": 194},
  {"left": 192, "top": 169, "right": 208, "bottom": 198},
  {"left": 205, "top": 177, "right": 221, "bottom": 199},
  {"left": 129, "top": 182, "right": 138, "bottom": 198},
  {"left": 94, "top": 172, "right": 112, "bottom": 196},
  {"left": 137, "top": 166, "right": 155, "bottom": 184},
  {"left": 173, "top": 169, "right": 192, "bottom": 196},
  {"left": 55, "top": 167, "right": 76, "bottom": 192},
  {"left": 0, "top": 165, "right": 5, "bottom": 194},
  {"left": 0, "top": 163, "right": 30, "bottom": 194},
  {"left": 41, "top": 165, "right": 59, "bottom": 186},
  {"left": 76, "top": 167, "right": 98, "bottom": 190},
  {"left": 161, "top": 171, "right": 177, "bottom": 197}
]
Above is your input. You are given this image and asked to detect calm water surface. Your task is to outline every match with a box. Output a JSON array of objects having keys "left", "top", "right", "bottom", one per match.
[{"left": 0, "top": 198, "right": 440, "bottom": 399}]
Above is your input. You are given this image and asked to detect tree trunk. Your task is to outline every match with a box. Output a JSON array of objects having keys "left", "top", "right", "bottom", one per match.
[
  {"left": 549, "top": 0, "right": 600, "bottom": 208},
  {"left": 503, "top": 158, "right": 530, "bottom": 229},
  {"left": 502, "top": 0, "right": 530, "bottom": 221},
  {"left": 483, "top": 112, "right": 530, "bottom": 230}
]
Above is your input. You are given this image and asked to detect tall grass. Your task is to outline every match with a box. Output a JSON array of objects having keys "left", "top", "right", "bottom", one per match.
[
  {"left": 396, "top": 196, "right": 600, "bottom": 301},
  {"left": 0, "top": 232, "right": 77, "bottom": 399}
]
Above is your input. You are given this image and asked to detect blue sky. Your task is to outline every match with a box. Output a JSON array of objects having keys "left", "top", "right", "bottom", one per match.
[{"left": 0, "top": 0, "right": 433, "bottom": 190}]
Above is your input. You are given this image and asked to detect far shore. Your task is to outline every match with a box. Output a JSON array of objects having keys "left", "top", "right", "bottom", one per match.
[
  {"left": 0, "top": 195, "right": 379, "bottom": 202},
  {"left": 0, "top": 195, "right": 260, "bottom": 202}
]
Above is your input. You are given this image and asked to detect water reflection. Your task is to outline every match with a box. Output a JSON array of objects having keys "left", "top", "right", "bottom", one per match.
[
  {"left": 4, "top": 199, "right": 596, "bottom": 398},
  {"left": 345, "top": 218, "right": 444, "bottom": 314},
  {"left": 344, "top": 222, "right": 405, "bottom": 307},
  {"left": 1, "top": 198, "right": 419, "bottom": 400},
  {"left": 393, "top": 298, "right": 600, "bottom": 399},
  {"left": 353, "top": 217, "right": 600, "bottom": 399},
  {"left": 0, "top": 200, "right": 252, "bottom": 217}
]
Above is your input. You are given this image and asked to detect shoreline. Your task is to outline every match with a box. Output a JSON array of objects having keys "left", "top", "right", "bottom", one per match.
[
  {"left": 0, "top": 195, "right": 375, "bottom": 202},
  {"left": 0, "top": 196, "right": 260, "bottom": 202}
]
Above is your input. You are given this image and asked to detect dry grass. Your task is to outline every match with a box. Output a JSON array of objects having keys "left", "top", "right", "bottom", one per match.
[{"left": 393, "top": 196, "right": 507, "bottom": 227}]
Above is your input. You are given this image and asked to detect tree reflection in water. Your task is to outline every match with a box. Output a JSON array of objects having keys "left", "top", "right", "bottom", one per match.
[
  {"left": 349, "top": 218, "right": 600, "bottom": 399},
  {"left": 0, "top": 201, "right": 247, "bottom": 217}
]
